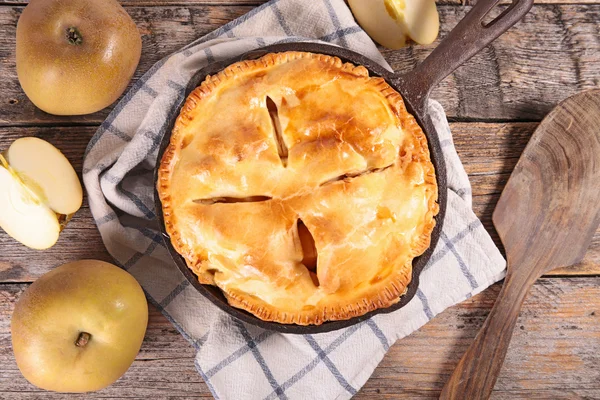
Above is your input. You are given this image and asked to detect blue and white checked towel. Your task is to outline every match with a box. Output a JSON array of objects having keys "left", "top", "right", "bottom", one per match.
[{"left": 83, "top": 0, "right": 506, "bottom": 398}]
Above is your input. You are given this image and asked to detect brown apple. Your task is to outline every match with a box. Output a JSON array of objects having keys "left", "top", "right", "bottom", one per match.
[
  {"left": 11, "top": 260, "right": 148, "bottom": 392},
  {"left": 16, "top": 0, "right": 142, "bottom": 115}
]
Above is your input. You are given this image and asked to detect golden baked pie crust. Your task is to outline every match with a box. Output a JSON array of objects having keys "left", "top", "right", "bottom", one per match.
[{"left": 158, "top": 51, "right": 438, "bottom": 325}]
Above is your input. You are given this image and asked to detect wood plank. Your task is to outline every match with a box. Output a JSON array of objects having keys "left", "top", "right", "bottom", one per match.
[
  {"left": 472, "top": 194, "right": 600, "bottom": 277},
  {"left": 0, "top": 126, "right": 114, "bottom": 283},
  {"left": 0, "top": 0, "right": 591, "bottom": 9},
  {"left": 384, "top": 4, "right": 600, "bottom": 120},
  {"left": 440, "top": 91, "right": 600, "bottom": 398},
  {"left": 0, "top": 287, "right": 209, "bottom": 398},
  {"left": 0, "top": 277, "right": 598, "bottom": 397},
  {"left": 0, "top": 123, "right": 598, "bottom": 282},
  {"left": 359, "top": 277, "right": 600, "bottom": 399},
  {"left": 452, "top": 122, "right": 534, "bottom": 196},
  {"left": 471, "top": 0, "right": 600, "bottom": 5},
  {"left": 0, "top": 0, "right": 464, "bottom": 6},
  {"left": 0, "top": 0, "right": 267, "bottom": 4},
  {"left": 0, "top": 5, "right": 253, "bottom": 126},
  {"left": 1, "top": 4, "right": 600, "bottom": 124}
]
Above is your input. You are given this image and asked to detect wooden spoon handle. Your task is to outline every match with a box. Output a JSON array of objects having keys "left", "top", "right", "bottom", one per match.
[{"left": 440, "top": 271, "right": 536, "bottom": 400}]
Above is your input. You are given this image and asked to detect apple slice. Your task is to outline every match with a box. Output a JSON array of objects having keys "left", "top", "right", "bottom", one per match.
[
  {"left": 6, "top": 137, "right": 82, "bottom": 215},
  {"left": 388, "top": 0, "right": 439, "bottom": 45},
  {"left": 348, "top": 0, "right": 439, "bottom": 49},
  {"left": 0, "top": 164, "right": 60, "bottom": 250},
  {"left": 0, "top": 137, "right": 82, "bottom": 250}
]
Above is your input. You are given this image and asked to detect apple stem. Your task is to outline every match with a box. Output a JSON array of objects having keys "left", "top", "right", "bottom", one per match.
[
  {"left": 66, "top": 27, "right": 83, "bottom": 45},
  {"left": 75, "top": 332, "right": 91, "bottom": 348}
]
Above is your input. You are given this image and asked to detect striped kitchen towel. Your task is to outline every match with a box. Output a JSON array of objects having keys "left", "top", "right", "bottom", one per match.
[{"left": 82, "top": 0, "right": 506, "bottom": 398}]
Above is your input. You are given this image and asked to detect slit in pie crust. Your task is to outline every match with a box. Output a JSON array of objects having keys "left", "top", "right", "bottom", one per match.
[{"left": 158, "top": 51, "right": 439, "bottom": 325}]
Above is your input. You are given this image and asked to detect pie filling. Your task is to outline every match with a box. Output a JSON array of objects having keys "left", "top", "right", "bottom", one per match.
[{"left": 158, "top": 51, "right": 438, "bottom": 325}]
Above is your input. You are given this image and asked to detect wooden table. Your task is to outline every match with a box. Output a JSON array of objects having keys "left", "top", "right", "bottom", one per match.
[{"left": 1, "top": 0, "right": 599, "bottom": 398}]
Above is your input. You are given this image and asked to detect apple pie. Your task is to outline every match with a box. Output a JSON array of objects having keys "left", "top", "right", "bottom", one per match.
[{"left": 158, "top": 51, "right": 438, "bottom": 325}]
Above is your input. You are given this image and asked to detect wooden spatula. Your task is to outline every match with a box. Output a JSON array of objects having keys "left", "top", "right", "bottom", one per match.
[{"left": 440, "top": 89, "right": 600, "bottom": 400}]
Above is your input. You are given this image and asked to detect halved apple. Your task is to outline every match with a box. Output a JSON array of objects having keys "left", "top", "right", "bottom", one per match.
[
  {"left": 0, "top": 138, "right": 82, "bottom": 250},
  {"left": 348, "top": 0, "right": 439, "bottom": 49}
]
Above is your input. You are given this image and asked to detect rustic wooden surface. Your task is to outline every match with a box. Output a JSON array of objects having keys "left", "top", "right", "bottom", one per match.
[
  {"left": 0, "top": 0, "right": 599, "bottom": 398},
  {"left": 1, "top": 279, "right": 598, "bottom": 398},
  {"left": 441, "top": 90, "right": 600, "bottom": 399}
]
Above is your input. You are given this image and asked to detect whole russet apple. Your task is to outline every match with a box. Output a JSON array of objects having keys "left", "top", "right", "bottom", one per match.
[
  {"left": 16, "top": 0, "right": 142, "bottom": 115},
  {"left": 11, "top": 260, "right": 148, "bottom": 392}
]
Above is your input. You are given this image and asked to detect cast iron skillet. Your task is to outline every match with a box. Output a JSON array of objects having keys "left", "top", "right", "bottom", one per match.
[{"left": 154, "top": 0, "right": 533, "bottom": 334}]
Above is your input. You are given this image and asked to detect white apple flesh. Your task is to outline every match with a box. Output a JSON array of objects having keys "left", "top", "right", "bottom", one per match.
[
  {"left": 388, "top": 0, "right": 439, "bottom": 45},
  {"left": 348, "top": 0, "right": 439, "bottom": 49},
  {"left": 0, "top": 166, "right": 60, "bottom": 250},
  {"left": 6, "top": 137, "right": 83, "bottom": 215},
  {"left": 0, "top": 137, "right": 82, "bottom": 250}
]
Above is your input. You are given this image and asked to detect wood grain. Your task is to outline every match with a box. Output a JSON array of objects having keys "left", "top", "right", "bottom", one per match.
[
  {"left": 0, "top": 1, "right": 597, "bottom": 397},
  {"left": 0, "top": 5, "right": 252, "bottom": 126},
  {"left": 469, "top": 0, "right": 600, "bottom": 5},
  {"left": 0, "top": 0, "right": 591, "bottom": 9},
  {"left": 495, "top": 90, "right": 600, "bottom": 272},
  {"left": 441, "top": 90, "right": 600, "bottom": 399},
  {"left": 1, "top": 5, "right": 600, "bottom": 125},
  {"left": 0, "top": 0, "right": 465, "bottom": 7},
  {"left": 384, "top": 4, "right": 600, "bottom": 120},
  {"left": 0, "top": 0, "right": 268, "bottom": 3},
  {"left": 0, "top": 123, "right": 598, "bottom": 282},
  {"left": 0, "top": 277, "right": 597, "bottom": 398},
  {"left": 363, "top": 277, "right": 600, "bottom": 399}
]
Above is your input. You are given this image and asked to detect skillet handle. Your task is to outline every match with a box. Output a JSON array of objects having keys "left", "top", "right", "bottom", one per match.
[{"left": 395, "top": 0, "right": 533, "bottom": 111}]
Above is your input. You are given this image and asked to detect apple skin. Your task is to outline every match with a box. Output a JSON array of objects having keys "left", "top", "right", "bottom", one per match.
[
  {"left": 16, "top": 0, "right": 142, "bottom": 115},
  {"left": 11, "top": 260, "right": 148, "bottom": 392}
]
